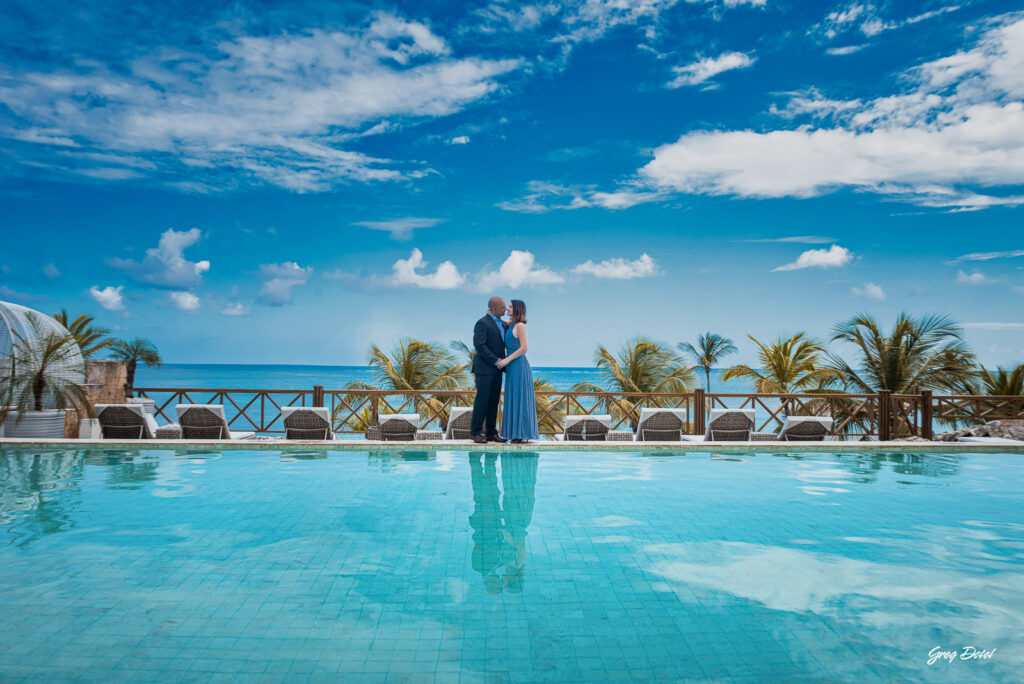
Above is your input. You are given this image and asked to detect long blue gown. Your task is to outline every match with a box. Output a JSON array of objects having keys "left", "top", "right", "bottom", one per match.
[{"left": 501, "top": 324, "right": 539, "bottom": 440}]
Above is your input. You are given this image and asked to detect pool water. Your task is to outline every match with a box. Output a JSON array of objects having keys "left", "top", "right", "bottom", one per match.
[{"left": 1, "top": 447, "right": 1021, "bottom": 683}]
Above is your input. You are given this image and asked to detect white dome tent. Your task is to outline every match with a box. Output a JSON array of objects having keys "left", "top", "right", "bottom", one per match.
[{"left": 0, "top": 300, "right": 86, "bottom": 411}]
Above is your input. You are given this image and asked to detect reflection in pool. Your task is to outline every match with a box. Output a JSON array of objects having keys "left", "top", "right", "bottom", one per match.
[{"left": 0, "top": 446, "right": 1021, "bottom": 682}]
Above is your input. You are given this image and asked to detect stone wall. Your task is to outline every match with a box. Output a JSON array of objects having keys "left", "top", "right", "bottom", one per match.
[{"left": 64, "top": 360, "right": 127, "bottom": 437}]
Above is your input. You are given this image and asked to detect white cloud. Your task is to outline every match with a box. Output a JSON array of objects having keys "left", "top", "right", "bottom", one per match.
[
  {"left": 498, "top": 181, "right": 662, "bottom": 212},
  {"left": 826, "top": 44, "right": 867, "bottom": 56},
  {"left": 641, "top": 15, "right": 1024, "bottom": 209},
  {"left": 43, "top": 263, "right": 60, "bottom": 279},
  {"left": 110, "top": 228, "right": 210, "bottom": 288},
  {"left": 477, "top": 250, "right": 564, "bottom": 291},
  {"left": 956, "top": 270, "right": 990, "bottom": 285},
  {"left": 0, "top": 15, "right": 521, "bottom": 192},
  {"left": 574, "top": 254, "right": 659, "bottom": 279},
  {"left": 448, "top": 135, "right": 471, "bottom": 144},
  {"left": 950, "top": 249, "right": 1024, "bottom": 263},
  {"left": 169, "top": 291, "right": 200, "bottom": 310},
  {"left": 773, "top": 245, "right": 852, "bottom": 272},
  {"left": 962, "top": 322, "right": 1024, "bottom": 330},
  {"left": 667, "top": 51, "right": 755, "bottom": 88},
  {"left": 851, "top": 281, "right": 885, "bottom": 300},
  {"left": 221, "top": 302, "right": 251, "bottom": 316},
  {"left": 89, "top": 285, "right": 125, "bottom": 311},
  {"left": 353, "top": 217, "right": 445, "bottom": 241},
  {"left": 257, "top": 262, "right": 313, "bottom": 305},
  {"left": 392, "top": 249, "right": 466, "bottom": 289},
  {"left": 745, "top": 235, "right": 835, "bottom": 244}
]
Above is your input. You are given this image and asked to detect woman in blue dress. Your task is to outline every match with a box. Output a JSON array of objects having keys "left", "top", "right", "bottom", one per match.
[{"left": 496, "top": 300, "right": 539, "bottom": 443}]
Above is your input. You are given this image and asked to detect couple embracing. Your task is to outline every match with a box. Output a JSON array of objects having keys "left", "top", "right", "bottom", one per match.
[{"left": 469, "top": 296, "right": 539, "bottom": 444}]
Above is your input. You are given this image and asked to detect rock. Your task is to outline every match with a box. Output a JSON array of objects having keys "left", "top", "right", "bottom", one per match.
[
  {"left": 986, "top": 420, "right": 1024, "bottom": 441},
  {"left": 895, "top": 435, "right": 931, "bottom": 442},
  {"left": 933, "top": 419, "right": 1024, "bottom": 442}
]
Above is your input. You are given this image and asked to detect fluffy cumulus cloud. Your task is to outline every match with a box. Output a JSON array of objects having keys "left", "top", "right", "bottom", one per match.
[
  {"left": 667, "top": 51, "right": 754, "bottom": 88},
  {"left": 110, "top": 228, "right": 210, "bottom": 288},
  {"left": 448, "top": 135, "right": 471, "bottom": 144},
  {"left": 353, "top": 217, "right": 445, "bottom": 241},
  {"left": 392, "top": 249, "right": 466, "bottom": 289},
  {"left": 851, "top": 281, "right": 885, "bottom": 300},
  {"left": 574, "top": 254, "right": 659, "bottom": 279},
  {"left": 169, "top": 291, "right": 200, "bottom": 310},
  {"left": 773, "top": 245, "right": 852, "bottom": 271},
  {"left": 89, "top": 285, "right": 124, "bottom": 310},
  {"left": 257, "top": 262, "right": 313, "bottom": 305},
  {"left": 0, "top": 15, "right": 520, "bottom": 192},
  {"left": 477, "top": 250, "right": 564, "bottom": 291},
  {"left": 640, "top": 14, "right": 1024, "bottom": 210}
]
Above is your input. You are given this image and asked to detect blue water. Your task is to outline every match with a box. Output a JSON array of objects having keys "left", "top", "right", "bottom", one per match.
[
  {"left": 135, "top": 364, "right": 750, "bottom": 394},
  {"left": 1, "top": 447, "right": 1021, "bottom": 682}
]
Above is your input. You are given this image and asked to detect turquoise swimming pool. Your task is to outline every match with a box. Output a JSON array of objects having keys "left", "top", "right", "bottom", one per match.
[{"left": 1, "top": 446, "right": 1021, "bottom": 682}]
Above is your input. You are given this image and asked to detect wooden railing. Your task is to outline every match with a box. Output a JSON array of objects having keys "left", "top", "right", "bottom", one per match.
[{"left": 132, "top": 386, "right": 1024, "bottom": 440}]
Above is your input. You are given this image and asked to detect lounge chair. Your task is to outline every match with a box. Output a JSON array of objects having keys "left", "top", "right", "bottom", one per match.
[
  {"left": 95, "top": 403, "right": 181, "bottom": 439},
  {"left": 444, "top": 406, "right": 473, "bottom": 440},
  {"left": 366, "top": 413, "right": 420, "bottom": 441},
  {"left": 704, "top": 408, "right": 756, "bottom": 441},
  {"left": 634, "top": 408, "right": 687, "bottom": 441},
  {"left": 281, "top": 406, "right": 334, "bottom": 440},
  {"left": 175, "top": 404, "right": 255, "bottom": 440},
  {"left": 754, "top": 415, "right": 833, "bottom": 441},
  {"left": 562, "top": 414, "right": 611, "bottom": 441}
]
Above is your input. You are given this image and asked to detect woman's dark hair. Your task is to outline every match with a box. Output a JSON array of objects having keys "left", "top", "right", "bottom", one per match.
[{"left": 509, "top": 299, "right": 527, "bottom": 325}]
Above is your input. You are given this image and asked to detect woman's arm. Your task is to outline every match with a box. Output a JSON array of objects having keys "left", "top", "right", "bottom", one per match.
[{"left": 497, "top": 324, "right": 528, "bottom": 368}]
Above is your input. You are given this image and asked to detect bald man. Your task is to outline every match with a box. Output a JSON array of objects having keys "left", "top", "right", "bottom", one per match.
[{"left": 469, "top": 296, "right": 508, "bottom": 443}]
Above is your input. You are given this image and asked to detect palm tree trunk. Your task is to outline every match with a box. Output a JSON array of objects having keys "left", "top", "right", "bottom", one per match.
[
  {"left": 33, "top": 374, "right": 44, "bottom": 412},
  {"left": 125, "top": 360, "right": 137, "bottom": 398},
  {"left": 705, "top": 368, "right": 712, "bottom": 393}
]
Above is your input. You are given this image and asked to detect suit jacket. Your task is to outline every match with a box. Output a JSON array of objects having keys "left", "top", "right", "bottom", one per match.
[{"left": 472, "top": 315, "right": 506, "bottom": 376}]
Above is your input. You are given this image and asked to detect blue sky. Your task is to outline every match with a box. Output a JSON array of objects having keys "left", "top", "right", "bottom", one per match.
[{"left": 1, "top": 0, "right": 1022, "bottom": 366}]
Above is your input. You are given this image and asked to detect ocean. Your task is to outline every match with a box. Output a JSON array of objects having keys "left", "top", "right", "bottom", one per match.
[{"left": 135, "top": 364, "right": 753, "bottom": 394}]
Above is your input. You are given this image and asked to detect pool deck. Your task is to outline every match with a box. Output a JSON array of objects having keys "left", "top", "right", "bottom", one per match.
[{"left": 2, "top": 437, "right": 1023, "bottom": 452}]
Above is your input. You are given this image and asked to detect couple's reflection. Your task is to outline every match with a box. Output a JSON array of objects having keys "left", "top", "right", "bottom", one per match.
[{"left": 468, "top": 452, "right": 538, "bottom": 594}]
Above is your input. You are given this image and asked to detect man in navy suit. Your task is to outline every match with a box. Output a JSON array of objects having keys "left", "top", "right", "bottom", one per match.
[{"left": 470, "top": 296, "right": 508, "bottom": 444}]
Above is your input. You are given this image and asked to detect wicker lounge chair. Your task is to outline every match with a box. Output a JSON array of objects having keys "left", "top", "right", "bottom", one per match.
[
  {"left": 705, "top": 408, "right": 756, "bottom": 441},
  {"left": 754, "top": 416, "right": 832, "bottom": 441},
  {"left": 95, "top": 403, "right": 181, "bottom": 439},
  {"left": 280, "top": 406, "right": 333, "bottom": 440},
  {"left": 366, "top": 413, "right": 420, "bottom": 441},
  {"left": 444, "top": 406, "right": 473, "bottom": 440},
  {"left": 634, "top": 408, "right": 687, "bottom": 441},
  {"left": 175, "top": 404, "right": 255, "bottom": 440},
  {"left": 562, "top": 414, "right": 611, "bottom": 441}
]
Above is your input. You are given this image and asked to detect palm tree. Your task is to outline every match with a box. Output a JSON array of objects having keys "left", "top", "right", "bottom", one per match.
[
  {"left": 450, "top": 340, "right": 475, "bottom": 370},
  {"left": 723, "top": 333, "right": 840, "bottom": 393},
  {"left": 828, "top": 313, "right": 976, "bottom": 393},
  {"left": 340, "top": 339, "right": 469, "bottom": 430},
  {"left": 1, "top": 314, "right": 90, "bottom": 422},
  {"left": 109, "top": 338, "right": 162, "bottom": 398},
  {"left": 974, "top": 365, "right": 1024, "bottom": 395},
  {"left": 573, "top": 338, "right": 696, "bottom": 428},
  {"left": 678, "top": 332, "right": 737, "bottom": 392},
  {"left": 533, "top": 377, "right": 565, "bottom": 435},
  {"left": 53, "top": 309, "right": 111, "bottom": 359}
]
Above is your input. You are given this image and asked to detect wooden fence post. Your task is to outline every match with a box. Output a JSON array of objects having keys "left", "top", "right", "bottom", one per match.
[
  {"left": 693, "top": 389, "right": 705, "bottom": 436},
  {"left": 313, "top": 385, "right": 324, "bottom": 408},
  {"left": 920, "top": 390, "right": 933, "bottom": 440},
  {"left": 878, "top": 389, "right": 892, "bottom": 441},
  {"left": 371, "top": 395, "right": 379, "bottom": 425}
]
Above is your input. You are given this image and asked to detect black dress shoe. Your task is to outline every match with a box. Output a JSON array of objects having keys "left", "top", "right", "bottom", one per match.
[
  {"left": 470, "top": 435, "right": 488, "bottom": 444},
  {"left": 487, "top": 435, "right": 507, "bottom": 443}
]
